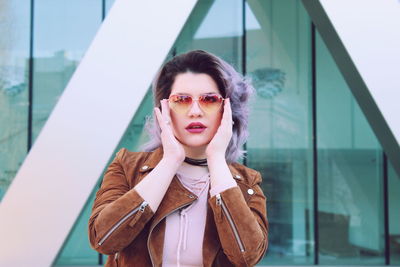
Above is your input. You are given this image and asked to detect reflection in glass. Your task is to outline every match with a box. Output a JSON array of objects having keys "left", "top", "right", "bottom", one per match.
[
  {"left": 105, "top": 0, "right": 115, "bottom": 15},
  {"left": 388, "top": 163, "right": 400, "bottom": 265},
  {"left": 173, "top": 0, "right": 243, "bottom": 74},
  {"left": 316, "top": 31, "right": 385, "bottom": 265},
  {"left": 32, "top": 0, "right": 102, "bottom": 144},
  {"left": 0, "top": 1, "right": 30, "bottom": 201},
  {"left": 117, "top": 89, "right": 154, "bottom": 151},
  {"left": 245, "top": 0, "right": 313, "bottom": 265}
]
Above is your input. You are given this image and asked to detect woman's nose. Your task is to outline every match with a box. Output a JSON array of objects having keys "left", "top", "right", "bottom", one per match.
[{"left": 187, "top": 100, "right": 203, "bottom": 116}]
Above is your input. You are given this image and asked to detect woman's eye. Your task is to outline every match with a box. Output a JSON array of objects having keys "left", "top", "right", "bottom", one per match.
[
  {"left": 177, "top": 95, "right": 191, "bottom": 103},
  {"left": 202, "top": 95, "right": 219, "bottom": 103}
]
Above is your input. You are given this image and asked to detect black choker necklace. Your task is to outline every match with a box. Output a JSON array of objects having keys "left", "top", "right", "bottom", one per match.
[{"left": 184, "top": 157, "right": 208, "bottom": 166}]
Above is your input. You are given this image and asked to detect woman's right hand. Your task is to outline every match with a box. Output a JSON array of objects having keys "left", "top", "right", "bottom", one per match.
[{"left": 154, "top": 99, "right": 186, "bottom": 163}]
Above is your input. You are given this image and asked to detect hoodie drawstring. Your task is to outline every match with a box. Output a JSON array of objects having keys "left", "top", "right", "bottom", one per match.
[{"left": 175, "top": 173, "right": 210, "bottom": 266}]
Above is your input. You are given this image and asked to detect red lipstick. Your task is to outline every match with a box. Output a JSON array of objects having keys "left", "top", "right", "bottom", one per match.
[{"left": 185, "top": 122, "right": 207, "bottom": 133}]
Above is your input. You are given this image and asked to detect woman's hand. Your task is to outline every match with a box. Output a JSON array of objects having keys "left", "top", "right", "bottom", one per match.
[
  {"left": 154, "top": 99, "right": 186, "bottom": 163},
  {"left": 205, "top": 98, "right": 233, "bottom": 160}
]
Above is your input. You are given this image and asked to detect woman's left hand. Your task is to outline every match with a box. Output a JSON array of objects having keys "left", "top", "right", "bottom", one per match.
[{"left": 205, "top": 98, "right": 233, "bottom": 159}]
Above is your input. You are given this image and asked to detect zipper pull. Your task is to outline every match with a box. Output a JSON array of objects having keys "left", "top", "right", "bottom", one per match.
[
  {"left": 115, "top": 252, "right": 119, "bottom": 261},
  {"left": 215, "top": 193, "right": 223, "bottom": 222},
  {"left": 216, "top": 193, "right": 222, "bottom": 206},
  {"left": 139, "top": 201, "right": 148, "bottom": 212}
]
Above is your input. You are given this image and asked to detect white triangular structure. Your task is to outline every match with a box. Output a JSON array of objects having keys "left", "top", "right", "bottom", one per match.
[{"left": 0, "top": 1, "right": 197, "bottom": 266}]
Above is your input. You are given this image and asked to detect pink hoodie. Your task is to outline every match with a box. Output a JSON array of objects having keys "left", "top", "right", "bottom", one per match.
[{"left": 162, "top": 169, "right": 237, "bottom": 266}]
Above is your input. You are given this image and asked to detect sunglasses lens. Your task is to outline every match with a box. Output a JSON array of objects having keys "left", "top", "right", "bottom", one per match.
[
  {"left": 168, "top": 95, "right": 192, "bottom": 114},
  {"left": 199, "top": 94, "right": 223, "bottom": 113}
]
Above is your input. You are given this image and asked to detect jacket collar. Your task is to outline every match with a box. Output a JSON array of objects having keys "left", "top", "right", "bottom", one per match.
[{"left": 138, "top": 146, "right": 244, "bottom": 181}]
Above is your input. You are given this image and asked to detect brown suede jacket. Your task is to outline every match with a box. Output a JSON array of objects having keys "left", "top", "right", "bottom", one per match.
[{"left": 88, "top": 146, "right": 268, "bottom": 266}]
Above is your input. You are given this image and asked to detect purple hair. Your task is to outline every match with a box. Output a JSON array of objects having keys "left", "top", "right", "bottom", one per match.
[{"left": 139, "top": 49, "right": 255, "bottom": 164}]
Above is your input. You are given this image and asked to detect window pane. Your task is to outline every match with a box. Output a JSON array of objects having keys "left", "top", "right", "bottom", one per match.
[
  {"left": 105, "top": 0, "right": 115, "bottom": 15},
  {"left": 388, "top": 162, "right": 400, "bottom": 265},
  {"left": 246, "top": 0, "right": 313, "bottom": 265},
  {"left": 174, "top": 0, "right": 243, "bottom": 73},
  {"left": 0, "top": 1, "right": 30, "bottom": 201},
  {"left": 32, "top": 0, "right": 102, "bottom": 144},
  {"left": 316, "top": 31, "right": 385, "bottom": 265}
]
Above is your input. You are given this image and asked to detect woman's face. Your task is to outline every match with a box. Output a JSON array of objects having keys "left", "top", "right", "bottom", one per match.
[{"left": 168, "top": 72, "right": 223, "bottom": 149}]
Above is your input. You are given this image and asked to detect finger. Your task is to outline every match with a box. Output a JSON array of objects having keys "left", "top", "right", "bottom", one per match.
[
  {"left": 226, "top": 98, "right": 232, "bottom": 117},
  {"left": 160, "top": 99, "right": 173, "bottom": 129},
  {"left": 222, "top": 98, "right": 233, "bottom": 125},
  {"left": 160, "top": 99, "right": 171, "bottom": 122},
  {"left": 154, "top": 107, "right": 166, "bottom": 131},
  {"left": 162, "top": 99, "right": 173, "bottom": 123}
]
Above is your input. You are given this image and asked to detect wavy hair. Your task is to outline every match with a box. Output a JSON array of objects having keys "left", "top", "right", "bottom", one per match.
[{"left": 139, "top": 49, "right": 255, "bottom": 164}]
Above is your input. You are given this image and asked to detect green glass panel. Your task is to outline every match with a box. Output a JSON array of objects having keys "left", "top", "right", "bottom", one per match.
[
  {"left": 54, "top": 189, "right": 100, "bottom": 265},
  {"left": 105, "top": 0, "right": 115, "bottom": 15},
  {"left": 316, "top": 31, "right": 385, "bottom": 265},
  {"left": 32, "top": 0, "right": 102, "bottom": 144},
  {"left": 388, "top": 162, "right": 400, "bottom": 265},
  {"left": 0, "top": 1, "right": 30, "bottom": 201},
  {"left": 246, "top": 0, "right": 313, "bottom": 265},
  {"left": 172, "top": 0, "right": 243, "bottom": 74}
]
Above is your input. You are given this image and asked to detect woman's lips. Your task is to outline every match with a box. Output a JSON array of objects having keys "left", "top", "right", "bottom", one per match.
[
  {"left": 186, "top": 127, "right": 206, "bottom": 133},
  {"left": 185, "top": 122, "right": 206, "bottom": 133}
]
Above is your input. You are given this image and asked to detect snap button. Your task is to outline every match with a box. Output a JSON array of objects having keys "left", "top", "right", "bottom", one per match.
[
  {"left": 234, "top": 174, "right": 241, "bottom": 179},
  {"left": 141, "top": 165, "right": 149, "bottom": 170},
  {"left": 247, "top": 188, "right": 254, "bottom": 195},
  {"left": 188, "top": 194, "right": 195, "bottom": 199}
]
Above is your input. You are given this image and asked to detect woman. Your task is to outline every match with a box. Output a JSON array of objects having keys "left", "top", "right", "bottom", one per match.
[{"left": 88, "top": 50, "right": 268, "bottom": 266}]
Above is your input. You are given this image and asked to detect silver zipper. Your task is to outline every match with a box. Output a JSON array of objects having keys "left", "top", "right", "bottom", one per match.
[
  {"left": 98, "top": 201, "right": 148, "bottom": 246},
  {"left": 147, "top": 200, "right": 196, "bottom": 267},
  {"left": 216, "top": 193, "right": 245, "bottom": 252}
]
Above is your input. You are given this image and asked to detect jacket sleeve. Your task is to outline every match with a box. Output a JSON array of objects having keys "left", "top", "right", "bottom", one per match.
[
  {"left": 88, "top": 148, "right": 154, "bottom": 255},
  {"left": 208, "top": 171, "right": 269, "bottom": 266}
]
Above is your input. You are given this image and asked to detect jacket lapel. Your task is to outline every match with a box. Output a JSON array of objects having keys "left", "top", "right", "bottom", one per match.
[
  {"left": 148, "top": 176, "right": 198, "bottom": 266},
  {"left": 138, "top": 147, "right": 198, "bottom": 266}
]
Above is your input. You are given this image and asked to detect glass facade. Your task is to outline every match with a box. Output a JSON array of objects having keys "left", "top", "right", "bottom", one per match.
[
  {"left": 0, "top": 0, "right": 399, "bottom": 266},
  {"left": 389, "top": 162, "right": 400, "bottom": 265},
  {"left": 245, "top": 1, "right": 313, "bottom": 265},
  {"left": 316, "top": 31, "right": 385, "bottom": 265}
]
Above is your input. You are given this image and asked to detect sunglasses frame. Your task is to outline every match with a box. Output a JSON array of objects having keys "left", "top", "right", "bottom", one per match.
[{"left": 168, "top": 93, "right": 225, "bottom": 114}]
